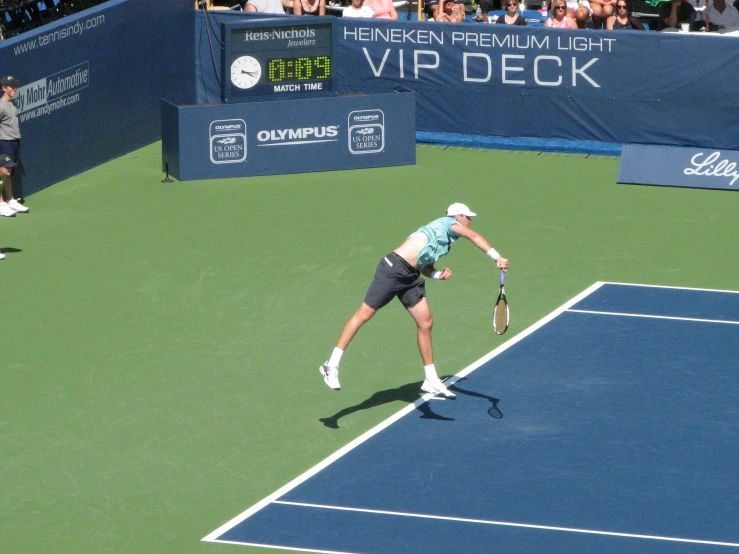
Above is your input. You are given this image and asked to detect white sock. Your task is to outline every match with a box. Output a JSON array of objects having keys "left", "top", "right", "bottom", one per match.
[
  {"left": 327, "top": 347, "right": 344, "bottom": 368},
  {"left": 424, "top": 364, "right": 438, "bottom": 381}
]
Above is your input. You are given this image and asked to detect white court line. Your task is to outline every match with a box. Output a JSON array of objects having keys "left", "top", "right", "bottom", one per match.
[
  {"left": 273, "top": 500, "right": 739, "bottom": 549},
  {"left": 601, "top": 281, "right": 739, "bottom": 295},
  {"left": 206, "top": 538, "right": 353, "bottom": 554},
  {"left": 202, "top": 281, "right": 607, "bottom": 543},
  {"left": 567, "top": 309, "right": 739, "bottom": 326}
]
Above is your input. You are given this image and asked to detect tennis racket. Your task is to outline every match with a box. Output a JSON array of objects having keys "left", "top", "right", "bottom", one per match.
[{"left": 493, "top": 270, "right": 509, "bottom": 335}]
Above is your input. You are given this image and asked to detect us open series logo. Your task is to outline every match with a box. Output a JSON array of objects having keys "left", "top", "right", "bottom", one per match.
[
  {"left": 348, "top": 110, "right": 384, "bottom": 154},
  {"left": 210, "top": 119, "right": 246, "bottom": 164}
]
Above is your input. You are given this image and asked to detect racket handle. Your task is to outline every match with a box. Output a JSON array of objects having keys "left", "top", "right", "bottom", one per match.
[{"left": 500, "top": 270, "right": 505, "bottom": 285}]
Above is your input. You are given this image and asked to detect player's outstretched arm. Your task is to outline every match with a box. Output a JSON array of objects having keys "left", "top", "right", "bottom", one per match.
[{"left": 452, "top": 224, "right": 509, "bottom": 271}]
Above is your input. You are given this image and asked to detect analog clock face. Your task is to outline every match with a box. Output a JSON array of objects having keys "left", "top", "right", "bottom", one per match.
[{"left": 231, "top": 56, "right": 262, "bottom": 90}]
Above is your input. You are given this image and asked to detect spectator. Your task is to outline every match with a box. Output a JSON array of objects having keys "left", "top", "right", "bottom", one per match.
[
  {"left": 429, "top": 0, "right": 465, "bottom": 21},
  {"left": 293, "top": 0, "right": 326, "bottom": 15},
  {"left": 545, "top": 0, "right": 578, "bottom": 26},
  {"left": 366, "top": 0, "right": 399, "bottom": 18},
  {"left": 343, "top": 0, "right": 375, "bottom": 15},
  {"left": 243, "top": 0, "right": 285, "bottom": 13},
  {"left": 606, "top": 0, "right": 645, "bottom": 28},
  {"left": 698, "top": 0, "right": 739, "bottom": 28},
  {"left": 658, "top": 0, "right": 695, "bottom": 30},
  {"left": 590, "top": 0, "right": 616, "bottom": 28},
  {"left": 0, "top": 76, "right": 28, "bottom": 217},
  {"left": 497, "top": 0, "right": 527, "bottom": 23},
  {"left": 566, "top": 0, "right": 593, "bottom": 27},
  {"left": 478, "top": 0, "right": 501, "bottom": 21}
]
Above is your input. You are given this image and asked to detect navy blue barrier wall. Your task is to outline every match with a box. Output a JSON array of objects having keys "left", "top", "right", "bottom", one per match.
[
  {"left": 0, "top": 0, "right": 194, "bottom": 196},
  {"left": 196, "top": 13, "right": 739, "bottom": 151},
  {"left": 162, "top": 89, "right": 415, "bottom": 181}
]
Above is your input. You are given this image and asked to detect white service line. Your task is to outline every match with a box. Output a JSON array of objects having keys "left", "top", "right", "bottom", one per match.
[
  {"left": 601, "top": 281, "right": 739, "bottom": 295},
  {"left": 567, "top": 308, "right": 739, "bottom": 326},
  {"left": 274, "top": 500, "right": 739, "bottom": 548}
]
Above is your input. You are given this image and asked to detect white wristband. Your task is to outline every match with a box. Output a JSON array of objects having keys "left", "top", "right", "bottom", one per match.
[
  {"left": 432, "top": 271, "right": 442, "bottom": 280},
  {"left": 486, "top": 248, "right": 500, "bottom": 261}
]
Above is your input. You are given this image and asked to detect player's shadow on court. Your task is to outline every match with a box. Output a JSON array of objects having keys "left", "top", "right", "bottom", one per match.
[
  {"left": 449, "top": 378, "right": 503, "bottom": 419},
  {"left": 0, "top": 247, "right": 22, "bottom": 255},
  {"left": 319, "top": 378, "right": 455, "bottom": 430}
]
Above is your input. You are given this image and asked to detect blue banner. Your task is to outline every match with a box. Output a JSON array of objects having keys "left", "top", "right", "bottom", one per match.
[
  {"left": 618, "top": 144, "right": 739, "bottom": 191},
  {"left": 196, "top": 14, "right": 739, "bottom": 151},
  {"left": 0, "top": 0, "right": 194, "bottom": 196},
  {"left": 334, "top": 20, "right": 739, "bottom": 151},
  {"left": 162, "top": 89, "right": 416, "bottom": 181}
]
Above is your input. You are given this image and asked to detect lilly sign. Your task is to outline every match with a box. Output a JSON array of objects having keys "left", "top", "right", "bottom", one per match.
[{"left": 618, "top": 144, "right": 739, "bottom": 192}]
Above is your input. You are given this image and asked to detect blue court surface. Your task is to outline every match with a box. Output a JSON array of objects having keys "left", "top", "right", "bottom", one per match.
[{"left": 204, "top": 283, "right": 739, "bottom": 553}]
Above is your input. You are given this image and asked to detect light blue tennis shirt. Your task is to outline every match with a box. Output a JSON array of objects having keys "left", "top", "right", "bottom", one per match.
[{"left": 410, "top": 216, "right": 460, "bottom": 269}]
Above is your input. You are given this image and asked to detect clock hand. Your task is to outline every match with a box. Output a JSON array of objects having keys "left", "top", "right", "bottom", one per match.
[{"left": 241, "top": 70, "right": 259, "bottom": 77}]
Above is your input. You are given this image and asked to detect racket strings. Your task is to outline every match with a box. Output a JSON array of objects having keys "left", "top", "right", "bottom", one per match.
[{"left": 494, "top": 298, "right": 508, "bottom": 334}]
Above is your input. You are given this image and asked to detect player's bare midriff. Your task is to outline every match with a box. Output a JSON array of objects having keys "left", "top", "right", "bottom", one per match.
[{"left": 393, "top": 234, "right": 428, "bottom": 269}]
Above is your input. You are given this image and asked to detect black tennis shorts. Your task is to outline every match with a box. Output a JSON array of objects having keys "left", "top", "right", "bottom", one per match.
[
  {"left": 0, "top": 139, "right": 19, "bottom": 176},
  {"left": 363, "top": 252, "right": 426, "bottom": 310}
]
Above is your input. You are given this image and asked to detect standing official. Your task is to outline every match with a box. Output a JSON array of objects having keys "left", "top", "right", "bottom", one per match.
[{"left": 0, "top": 75, "right": 29, "bottom": 217}]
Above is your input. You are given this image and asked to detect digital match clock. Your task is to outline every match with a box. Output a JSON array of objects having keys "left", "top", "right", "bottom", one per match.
[
  {"left": 266, "top": 55, "right": 331, "bottom": 84},
  {"left": 222, "top": 19, "right": 336, "bottom": 102}
]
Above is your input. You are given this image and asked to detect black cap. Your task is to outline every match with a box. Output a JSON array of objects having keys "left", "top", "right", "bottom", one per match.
[
  {"left": 0, "top": 155, "right": 16, "bottom": 168},
  {"left": 0, "top": 76, "right": 20, "bottom": 87}
]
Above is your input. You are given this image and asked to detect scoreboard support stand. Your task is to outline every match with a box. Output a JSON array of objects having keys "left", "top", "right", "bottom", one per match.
[{"left": 160, "top": 88, "right": 416, "bottom": 181}]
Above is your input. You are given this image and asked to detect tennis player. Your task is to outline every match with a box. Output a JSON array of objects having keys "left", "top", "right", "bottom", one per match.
[{"left": 320, "top": 203, "right": 509, "bottom": 398}]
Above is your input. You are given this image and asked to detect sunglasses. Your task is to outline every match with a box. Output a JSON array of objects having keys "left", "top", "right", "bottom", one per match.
[
  {"left": 554, "top": 5, "right": 566, "bottom": 9},
  {"left": 505, "top": 2, "right": 516, "bottom": 6}
]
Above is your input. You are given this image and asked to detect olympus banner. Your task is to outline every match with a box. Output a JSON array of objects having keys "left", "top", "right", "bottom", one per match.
[
  {"left": 161, "top": 89, "right": 414, "bottom": 181},
  {"left": 618, "top": 144, "right": 739, "bottom": 192}
]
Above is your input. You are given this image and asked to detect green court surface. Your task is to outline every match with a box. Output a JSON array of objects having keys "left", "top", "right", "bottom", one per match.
[{"left": 1, "top": 143, "right": 737, "bottom": 553}]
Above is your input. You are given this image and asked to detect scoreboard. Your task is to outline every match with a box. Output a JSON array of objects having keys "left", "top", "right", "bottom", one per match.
[{"left": 222, "top": 18, "right": 336, "bottom": 103}]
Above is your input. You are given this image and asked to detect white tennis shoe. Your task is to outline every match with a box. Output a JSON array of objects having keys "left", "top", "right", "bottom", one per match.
[
  {"left": 7, "top": 199, "right": 28, "bottom": 213},
  {"left": 0, "top": 202, "right": 16, "bottom": 217},
  {"left": 421, "top": 378, "right": 456, "bottom": 399},
  {"left": 319, "top": 363, "right": 340, "bottom": 390}
]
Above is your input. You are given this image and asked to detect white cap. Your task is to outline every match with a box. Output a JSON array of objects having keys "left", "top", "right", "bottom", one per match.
[{"left": 446, "top": 203, "right": 477, "bottom": 217}]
